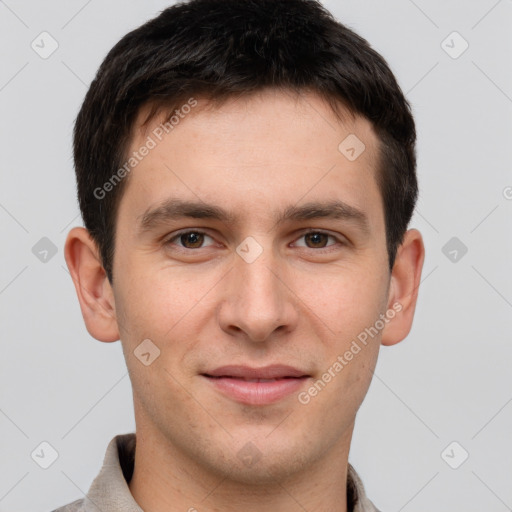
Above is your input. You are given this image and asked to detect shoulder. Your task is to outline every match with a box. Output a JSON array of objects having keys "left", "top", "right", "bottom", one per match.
[{"left": 348, "top": 463, "right": 383, "bottom": 512}]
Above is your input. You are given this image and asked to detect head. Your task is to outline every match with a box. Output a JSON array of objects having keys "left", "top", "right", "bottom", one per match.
[{"left": 65, "top": 0, "right": 424, "bottom": 486}]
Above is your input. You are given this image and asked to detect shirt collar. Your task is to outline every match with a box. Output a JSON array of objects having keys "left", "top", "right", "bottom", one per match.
[{"left": 83, "top": 433, "right": 379, "bottom": 512}]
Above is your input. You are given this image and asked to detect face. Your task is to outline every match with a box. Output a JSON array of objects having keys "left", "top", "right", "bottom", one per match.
[{"left": 98, "top": 90, "right": 397, "bottom": 482}]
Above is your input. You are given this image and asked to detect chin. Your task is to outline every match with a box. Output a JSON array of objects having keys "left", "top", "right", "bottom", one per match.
[{"left": 210, "top": 442, "right": 314, "bottom": 486}]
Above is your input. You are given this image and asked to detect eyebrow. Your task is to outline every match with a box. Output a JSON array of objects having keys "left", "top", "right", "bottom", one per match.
[{"left": 137, "top": 198, "right": 370, "bottom": 235}]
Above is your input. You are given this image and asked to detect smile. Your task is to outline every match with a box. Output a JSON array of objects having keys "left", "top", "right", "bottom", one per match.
[{"left": 201, "top": 365, "right": 311, "bottom": 405}]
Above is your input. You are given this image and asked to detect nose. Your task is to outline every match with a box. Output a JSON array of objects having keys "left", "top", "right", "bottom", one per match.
[{"left": 217, "top": 242, "right": 299, "bottom": 343}]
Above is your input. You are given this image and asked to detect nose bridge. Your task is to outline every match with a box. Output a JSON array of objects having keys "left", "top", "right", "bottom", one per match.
[
  {"left": 219, "top": 237, "right": 297, "bottom": 342},
  {"left": 240, "top": 249, "right": 280, "bottom": 308}
]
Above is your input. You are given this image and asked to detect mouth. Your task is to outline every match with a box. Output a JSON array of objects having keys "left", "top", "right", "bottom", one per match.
[{"left": 201, "top": 365, "right": 311, "bottom": 405}]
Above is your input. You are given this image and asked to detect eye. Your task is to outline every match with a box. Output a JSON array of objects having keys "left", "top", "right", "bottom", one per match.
[
  {"left": 165, "top": 230, "right": 216, "bottom": 249},
  {"left": 293, "top": 230, "right": 341, "bottom": 249},
  {"left": 164, "top": 229, "right": 344, "bottom": 252}
]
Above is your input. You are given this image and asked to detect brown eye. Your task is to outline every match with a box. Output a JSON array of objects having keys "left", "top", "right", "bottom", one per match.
[
  {"left": 294, "top": 230, "right": 344, "bottom": 252},
  {"left": 165, "top": 230, "right": 215, "bottom": 249},
  {"left": 304, "top": 232, "right": 330, "bottom": 248},
  {"left": 180, "top": 232, "right": 204, "bottom": 248}
]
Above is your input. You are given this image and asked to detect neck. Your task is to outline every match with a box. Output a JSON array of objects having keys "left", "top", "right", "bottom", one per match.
[{"left": 128, "top": 423, "right": 353, "bottom": 512}]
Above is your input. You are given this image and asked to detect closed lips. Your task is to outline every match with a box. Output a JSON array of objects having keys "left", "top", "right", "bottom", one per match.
[
  {"left": 202, "top": 365, "right": 310, "bottom": 380},
  {"left": 202, "top": 365, "right": 311, "bottom": 405},
  {"left": 205, "top": 376, "right": 306, "bottom": 382}
]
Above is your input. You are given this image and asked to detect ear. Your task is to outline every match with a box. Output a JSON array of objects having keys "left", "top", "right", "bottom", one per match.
[
  {"left": 64, "top": 227, "right": 120, "bottom": 342},
  {"left": 381, "top": 228, "right": 425, "bottom": 346}
]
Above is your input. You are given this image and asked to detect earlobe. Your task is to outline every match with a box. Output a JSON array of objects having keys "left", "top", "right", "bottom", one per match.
[
  {"left": 64, "top": 227, "right": 120, "bottom": 343},
  {"left": 381, "top": 228, "right": 425, "bottom": 347}
]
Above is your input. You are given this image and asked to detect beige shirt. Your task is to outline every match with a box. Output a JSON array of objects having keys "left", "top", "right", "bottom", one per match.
[{"left": 53, "top": 433, "right": 381, "bottom": 512}]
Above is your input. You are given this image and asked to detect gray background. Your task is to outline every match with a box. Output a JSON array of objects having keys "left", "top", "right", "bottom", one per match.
[{"left": 1, "top": 0, "right": 511, "bottom": 510}]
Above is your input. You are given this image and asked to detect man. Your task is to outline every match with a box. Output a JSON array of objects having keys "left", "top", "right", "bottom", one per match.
[{"left": 57, "top": 0, "right": 424, "bottom": 510}]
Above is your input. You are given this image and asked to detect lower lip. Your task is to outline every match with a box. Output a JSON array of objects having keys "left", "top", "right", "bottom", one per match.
[{"left": 204, "top": 376, "right": 309, "bottom": 405}]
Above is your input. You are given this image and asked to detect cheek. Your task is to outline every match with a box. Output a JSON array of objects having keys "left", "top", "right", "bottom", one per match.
[
  {"left": 115, "top": 267, "right": 206, "bottom": 343},
  {"left": 301, "top": 267, "right": 386, "bottom": 398},
  {"left": 300, "top": 265, "right": 388, "bottom": 338}
]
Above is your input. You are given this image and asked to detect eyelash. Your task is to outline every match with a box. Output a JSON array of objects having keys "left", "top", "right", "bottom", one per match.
[{"left": 163, "top": 229, "right": 345, "bottom": 252}]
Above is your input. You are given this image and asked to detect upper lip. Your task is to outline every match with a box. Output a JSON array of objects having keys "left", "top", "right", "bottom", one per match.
[{"left": 203, "top": 365, "right": 310, "bottom": 379}]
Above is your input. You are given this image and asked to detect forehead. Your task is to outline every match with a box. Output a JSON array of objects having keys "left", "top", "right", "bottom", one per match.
[
  {"left": 134, "top": 90, "right": 379, "bottom": 164},
  {"left": 119, "top": 89, "right": 383, "bottom": 231}
]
